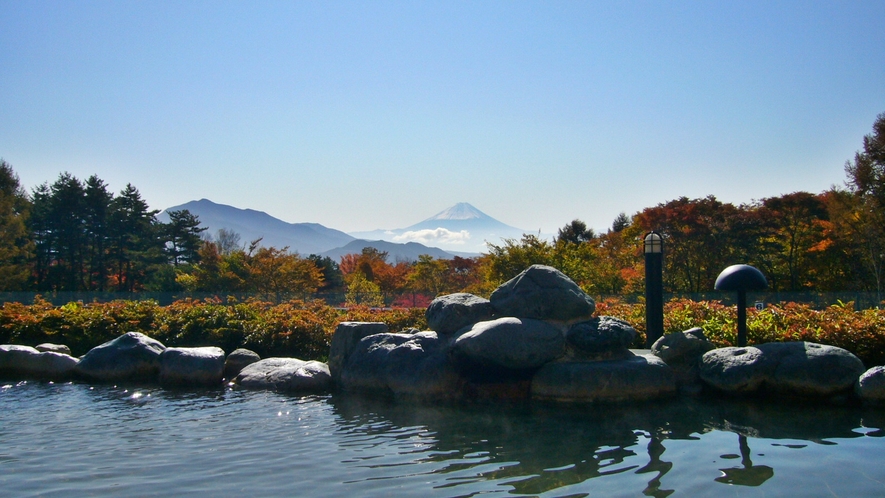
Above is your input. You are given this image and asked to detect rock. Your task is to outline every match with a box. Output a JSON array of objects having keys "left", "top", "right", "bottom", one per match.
[
  {"left": 452, "top": 317, "right": 565, "bottom": 371},
  {"left": 856, "top": 366, "right": 885, "bottom": 404},
  {"left": 699, "top": 346, "right": 772, "bottom": 393},
  {"left": 565, "top": 316, "right": 636, "bottom": 360},
  {"left": 425, "top": 293, "right": 495, "bottom": 336},
  {"left": 700, "top": 342, "right": 865, "bottom": 397},
  {"left": 651, "top": 328, "right": 716, "bottom": 366},
  {"left": 760, "top": 342, "right": 864, "bottom": 396},
  {"left": 236, "top": 358, "right": 332, "bottom": 393},
  {"left": 489, "top": 265, "right": 595, "bottom": 324},
  {"left": 340, "top": 331, "right": 461, "bottom": 398},
  {"left": 36, "top": 343, "right": 72, "bottom": 356},
  {"left": 652, "top": 328, "right": 716, "bottom": 394},
  {"left": 223, "top": 348, "right": 261, "bottom": 380},
  {"left": 0, "top": 344, "right": 78, "bottom": 380},
  {"left": 159, "top": 347, "right": 225, "bottom": 387},
  {"left": 531, "top": 353, "right": 677, "bottom": 403},
  {"left": 74, "top": 332, "right": 166, "bottom": 382},
  {"left": 328, "top": 322, "right": 389, "bottom": 384}
]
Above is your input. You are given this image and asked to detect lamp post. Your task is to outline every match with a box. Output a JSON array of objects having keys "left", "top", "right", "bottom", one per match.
[
  {"left": 714, "top": 264, "right": 768, "bottom": 347},
  {"left": 644, "top": 232, "right": 664, "bottom": 348}
]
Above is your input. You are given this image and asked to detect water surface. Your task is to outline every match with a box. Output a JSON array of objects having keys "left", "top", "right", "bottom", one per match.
[{"left": 2, "top": 381, "right": 885, "bottom": 497}]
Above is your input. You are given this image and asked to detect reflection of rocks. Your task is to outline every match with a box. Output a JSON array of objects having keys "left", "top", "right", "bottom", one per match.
[{"left": 700, "top": 342, "right": 865, "bottom": 398}]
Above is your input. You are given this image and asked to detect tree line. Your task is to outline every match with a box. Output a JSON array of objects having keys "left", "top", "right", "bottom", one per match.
[{"left": 0, "top": 112, "right": 883, "bottom": 303}]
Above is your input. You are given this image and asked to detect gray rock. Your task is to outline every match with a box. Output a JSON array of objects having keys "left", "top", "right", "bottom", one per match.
[
  {"left": 651, "top": 327, "right": 715, "bottom": 366},
  {"left": 36, "top": 343, "right": 72, "bottom": 356},
  {"left": 760, "top": 342, "right": 864, "bottom": 396},
  {"left": 340, "top": 331, "right": 461, "bottom": 398},
  {"left": 700, "top": 342, "right": 864, "bottom": 397},
  {"left": 856, "top": 366, "right": 885, "bottom": 403},
  {"left": 0, "top": 344, "right": 78, "bottom": 380},
  {"left": 159, "top": 347, "right": 225, "bottom": 387},
  {"left": 425, "top": 293, "right": 495, "bottom": 336},
  {"left": 531, "top": 353, "right": 677, "bottom": 403},
  {"left": 236, "top": 358, "right": 332, "bottom": 393},
  {"left": 489, "top": 265, "right": 595, "bottom": 324},
  {"left": 328, "top": 322, "right": 389, "bottom": 384},
  {"left": 699, "top": 346, "right": 771, "bottom": 393},
  {"left": 452, "top": 317, "right": 565, "bottom": 371},
  {"left": 565, "top": 316, "right": 636, "bottom": 360},
  {"left": 74, "top": 332, "right": 166, "bottom": 382},
  {"left": 651, "top": 328, "right": 716, "bottom": 394},
  {"left": 223, "top": 348, "right": 261, "bottom": 380}
]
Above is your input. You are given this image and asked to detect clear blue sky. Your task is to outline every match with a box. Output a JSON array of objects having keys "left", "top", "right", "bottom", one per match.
[{"left": 2, "top": 1, "right": 883, "bottom": 234}]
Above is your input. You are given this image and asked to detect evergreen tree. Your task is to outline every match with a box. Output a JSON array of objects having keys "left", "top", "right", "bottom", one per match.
[
  {"left": 0, "top": 160, "right": 34, "bottom": 290},
  {"left": 164, "top": 209, "right": 206, "bottom": 266}
]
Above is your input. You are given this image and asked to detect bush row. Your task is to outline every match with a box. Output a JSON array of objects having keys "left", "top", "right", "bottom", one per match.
[{"left": 2, "top": 297, "right": 884, "bottom": 367}]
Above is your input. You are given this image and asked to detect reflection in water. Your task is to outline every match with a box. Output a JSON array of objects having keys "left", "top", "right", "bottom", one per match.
[
  {"left": 2, "top": 382, "right": 885, "bottom": 496},
  {"left": 715, "top": 435, "right": 774, "bottom": 486}
]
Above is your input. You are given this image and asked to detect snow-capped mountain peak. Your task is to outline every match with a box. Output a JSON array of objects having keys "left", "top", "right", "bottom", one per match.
[{"left": 424, "top": 202, "right": 488, "bottom": 221}]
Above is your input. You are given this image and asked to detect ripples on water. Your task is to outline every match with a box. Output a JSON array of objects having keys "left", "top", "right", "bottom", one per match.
[{"left": 2, "top": 381, "right": 885, "bottom": 497}]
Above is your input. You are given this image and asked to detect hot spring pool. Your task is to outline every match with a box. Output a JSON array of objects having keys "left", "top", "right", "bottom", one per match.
[{"left": 2, "top": 381, "right": 884, "bottom": 497}]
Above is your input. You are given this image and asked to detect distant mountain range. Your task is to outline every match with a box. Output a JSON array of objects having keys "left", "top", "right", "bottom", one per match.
[{"left": 159, "top": 199, "right": 530, "bottom": 261}]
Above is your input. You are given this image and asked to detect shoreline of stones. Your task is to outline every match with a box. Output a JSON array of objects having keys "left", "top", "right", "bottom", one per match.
[{"left": 3, "top": 265, "right": 885, "bottom": 406}]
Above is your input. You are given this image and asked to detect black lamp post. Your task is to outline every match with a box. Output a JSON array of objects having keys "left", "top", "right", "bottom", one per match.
[
  {"left": 714, "top": 264, "right": 768, "bottom": 347},
  {"left": 644, "top": 232, "right": 664, "bottom": 348}
]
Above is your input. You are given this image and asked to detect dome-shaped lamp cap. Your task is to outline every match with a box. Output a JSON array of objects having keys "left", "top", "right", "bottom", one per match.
[{"left": 714, "top": 264, "right": 768, "bottom": 291}]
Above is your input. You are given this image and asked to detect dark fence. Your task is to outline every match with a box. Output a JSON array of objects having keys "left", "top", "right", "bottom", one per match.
[{"left": 1, "top": 290, "right": 882, "bottom": 310}]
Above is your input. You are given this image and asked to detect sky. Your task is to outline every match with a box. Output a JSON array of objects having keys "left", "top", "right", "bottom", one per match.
[{"left": 2, "top": 1, "right": 884, "bottom": 235}]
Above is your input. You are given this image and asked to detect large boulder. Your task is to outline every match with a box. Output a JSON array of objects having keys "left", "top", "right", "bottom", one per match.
[
  {"left": 223, "top": 348, "right": 261, "bottom": 380},
  {"left": 452, "top": 317, "right": 565, "bottom": 371},
  {"left": 328, "top": 322, "right": 389, "bottom": 384},
  {"left": 74, "top": 332, "right": 166, "bottom": 382},
  {"left": 700, "top": 342, "right": 865, "bottom": 397},
  {"left": 0, "top": 344, "right": 79, "bottom": 381},
  {"left": 489, "top": 265, "right": 595, "bottom": 324},
  {"left": 425, "top": 293, "right": 495, "bottom": 336},
  {"left": 340, "top": 331, "right": 461, "bottom": 398},
  {"left": 856, "top": 366, "right": 885, "bottom": 404},
  {"left": 565, "top": 316, "right": 636, "bottom": 361},
  {"left": 651, "top": 328, "right": 716, "bottom": 394},
  {"left": 531, "top": 353, "right": 677, "bottom": 403},
  {"left": 236, "top": 358, "right": 332, "bottom": 393},
  {"left": 159, "top": 347, "right": 225, "bottom": 387}
]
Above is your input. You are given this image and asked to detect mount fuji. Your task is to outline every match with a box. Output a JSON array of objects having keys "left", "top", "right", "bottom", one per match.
[{"left": 349, "top": 202, "right": 528, "bottom": 254}]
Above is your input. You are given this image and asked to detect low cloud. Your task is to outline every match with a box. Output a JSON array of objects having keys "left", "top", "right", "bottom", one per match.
[{"left": 393, "top": 228, "right": 471, "bottom": 245}]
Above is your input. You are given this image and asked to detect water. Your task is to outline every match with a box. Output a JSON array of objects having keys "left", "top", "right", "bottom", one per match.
[{"left": 2, "top": 381, "right": 885, "bottom": 497}]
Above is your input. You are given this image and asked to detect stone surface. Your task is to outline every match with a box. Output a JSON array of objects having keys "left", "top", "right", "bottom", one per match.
[
  {"left": 36, "top": 343, "right": 72, "bottom": 355},
  {"left": 0, "top": 344, "right": 78, "bottom": 380},
  {"left": 328, "top": 322, "right": 389, "bottom": 384},
  {"left": 700, "top": 342, "right": 864, "bottom": 397},
  {"left": 74, "top": 332, "right": 166, "bottom": 382},
  {"left": 489, "top": 265, "right": 595, "bottom": 323},
  {"left": 531, "top": 353, "right": 677, "bottom": 403},
  {"left": 340, "top": 331, "right": 461, "bottom": 398},
  {"left": 236, "top": 358, "right": 332, "bottom": 392},
  {"left": 856, "top": 366, "right": 885, "bottom": 403},
  {"left": 651, "top": 328, "right": 716, "bottom": 366},
  {"left": 565, "top": 316, "right": 636, "bottom": 360},
  {"left": 223, "top": 348, "right": 261, "bottom": 380},
  {"left": 425, "top": 293, "right": 495, "bottom": 336},
  {"left": 452, "top": 317, "right": 565, "bottom": 371},
  {"left": 159, "top": 347, "right": 225, "bottom": 386}
]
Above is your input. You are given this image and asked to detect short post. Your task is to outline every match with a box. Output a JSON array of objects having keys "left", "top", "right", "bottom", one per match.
[
  {"left": 714, "top": 265, "right": 768, "bottom": 347},
  {"left": 644, "top": 232, "right": 664, "bottom": 348}
]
